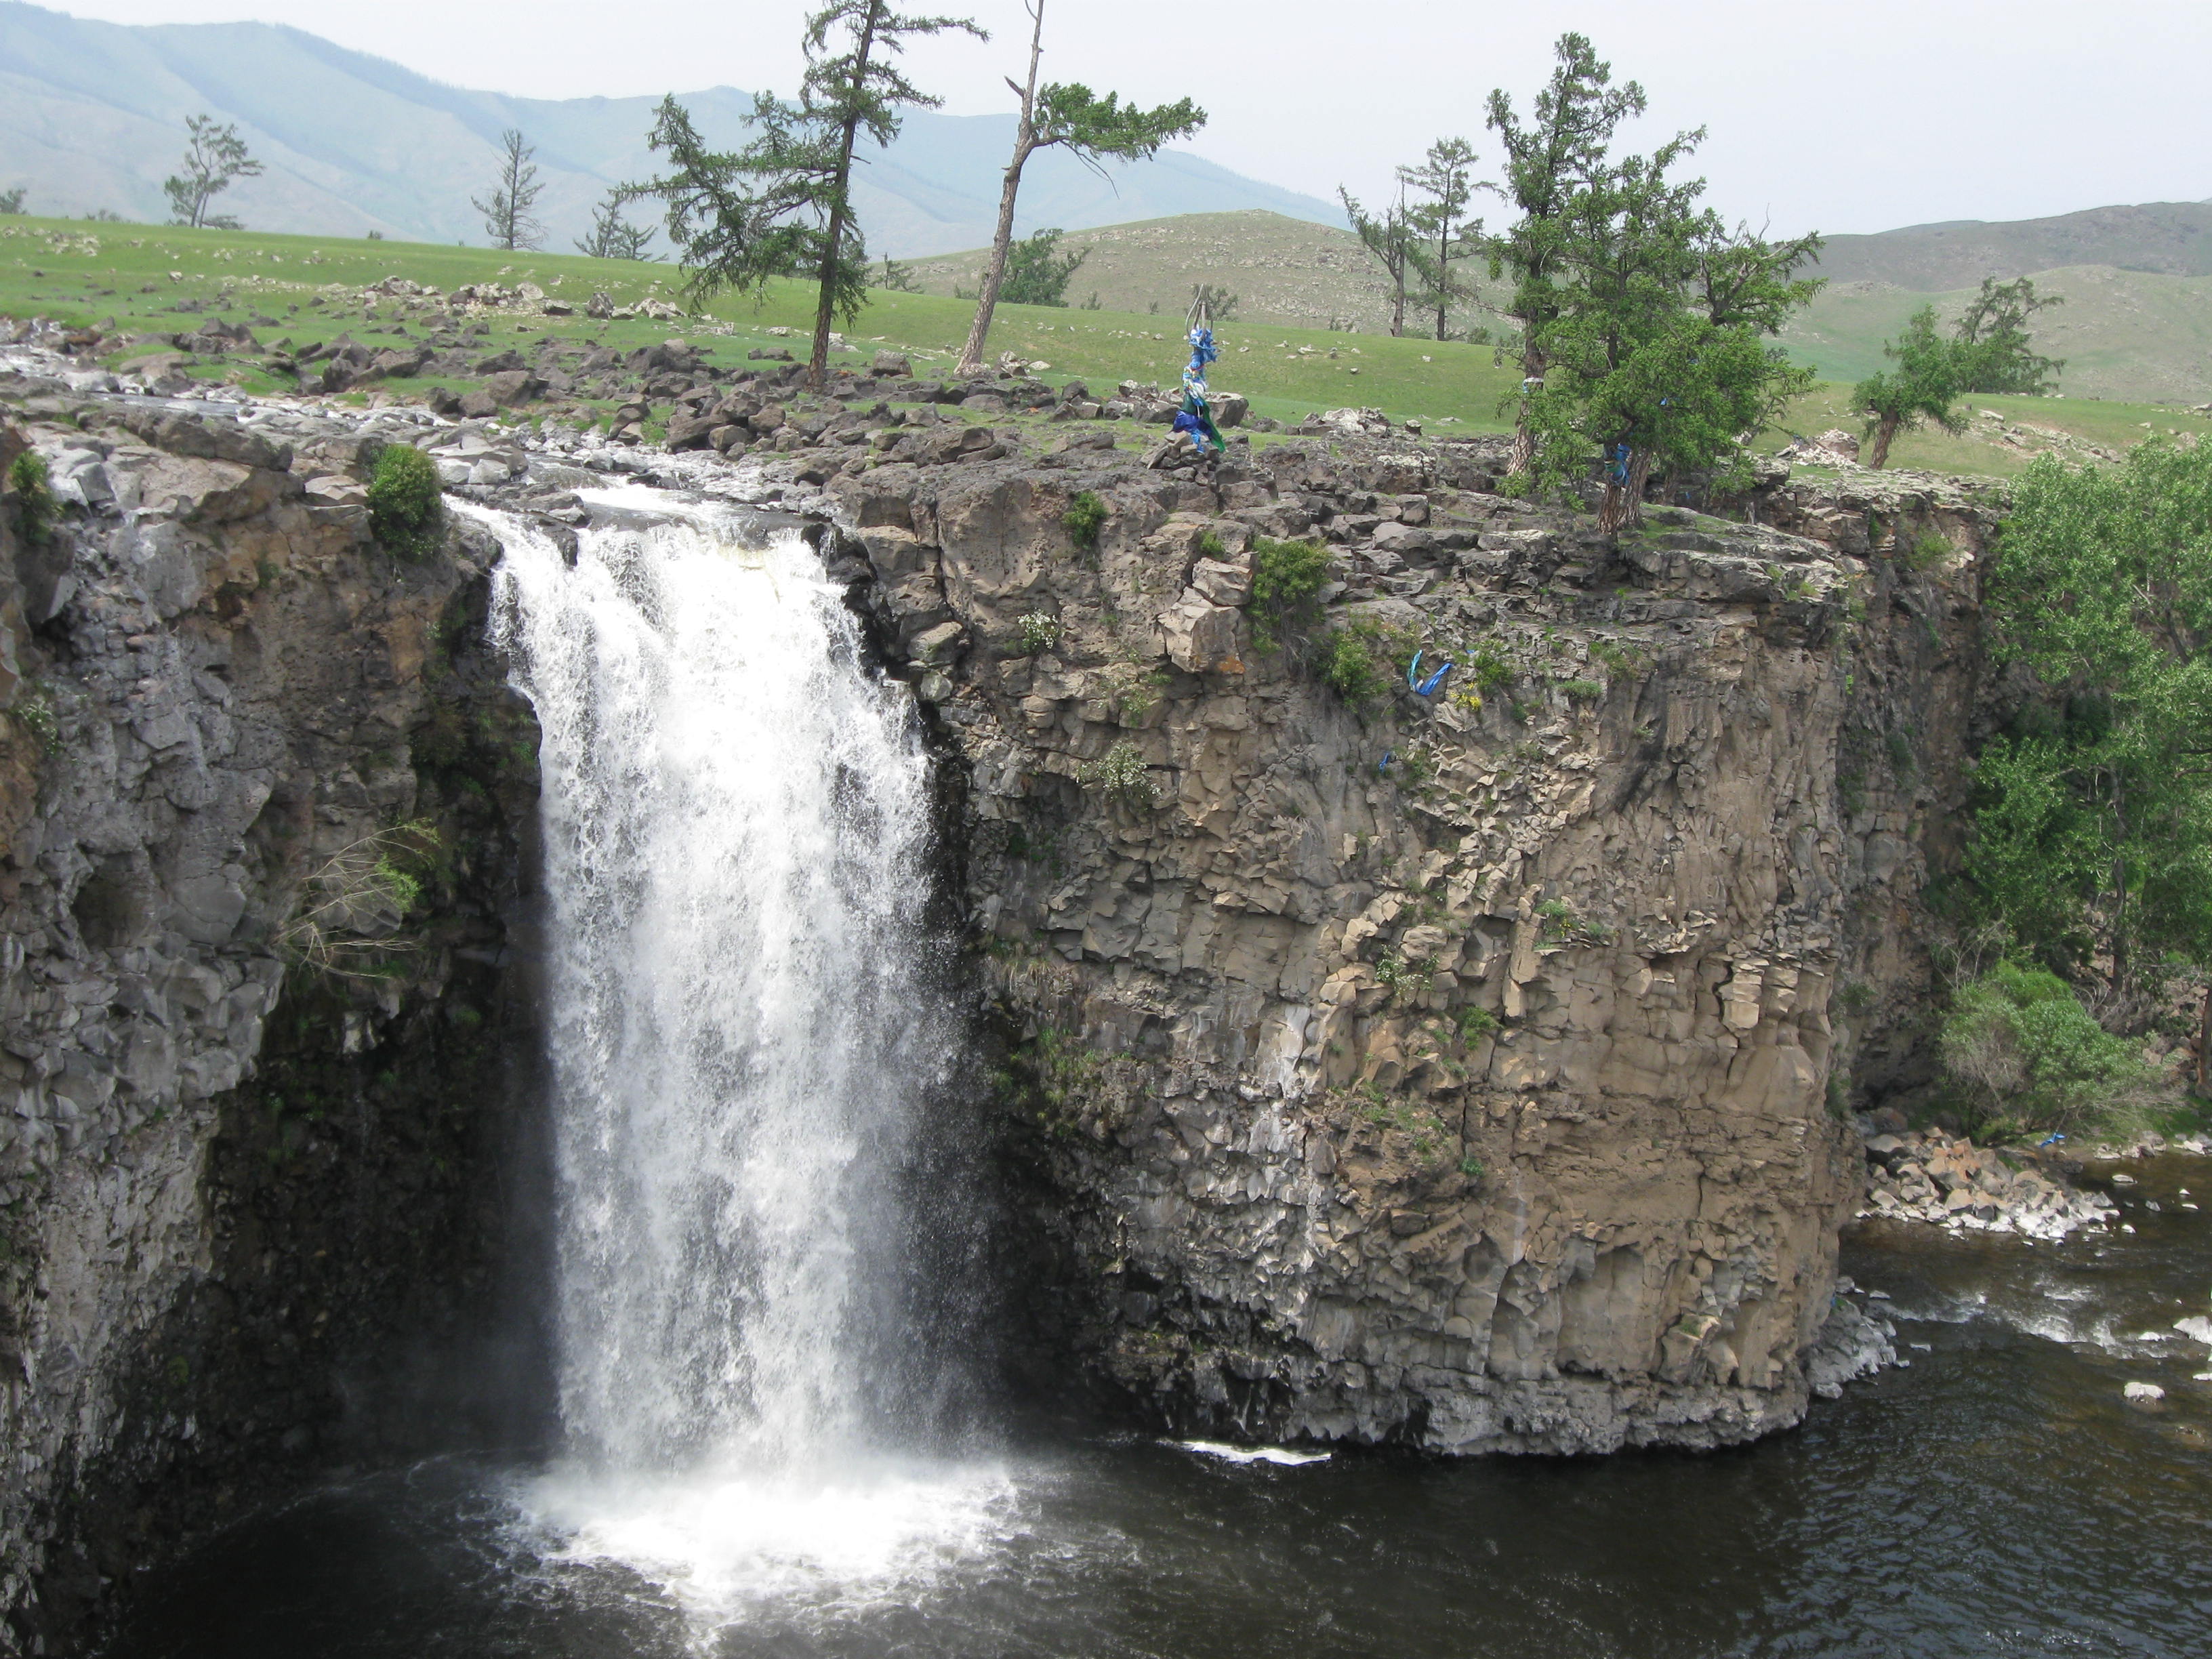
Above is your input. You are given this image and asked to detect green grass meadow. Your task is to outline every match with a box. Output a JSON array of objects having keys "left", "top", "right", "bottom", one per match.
[{"left": 5, "top": 215, "right": 2205, "bottom": 476}]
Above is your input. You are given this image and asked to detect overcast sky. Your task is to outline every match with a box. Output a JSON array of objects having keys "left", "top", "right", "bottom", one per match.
[{"left": 39, "top": 0, "right": 2212, "bottom": 235}]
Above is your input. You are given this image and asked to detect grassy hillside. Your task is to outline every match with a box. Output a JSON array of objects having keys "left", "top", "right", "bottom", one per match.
[
  {"left": 3, "top": 215, "right": 2203, "bottom": 478},
  {"left": 1783, "top": 265, "right": 2212, "bottom": 405},
  {"left": 904, "top": 210, "right": 1427, "bottom": 336}
]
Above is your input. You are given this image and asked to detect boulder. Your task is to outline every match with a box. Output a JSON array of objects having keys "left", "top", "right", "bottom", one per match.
[
  {"left": 586, "top": 292, "right": 615, "bottom": 320},
  {"left": 480, "top": 369, "right": 543, "bottom": 407},
  {"left": 872, "top": 350, "right": 914, "bottom": 377},
  {"left": 1214, "top": 392, "right": 1250, "bottom": 428},
  {"left": 1156, "top": 592, "right": 1243, "bottom": 674}
]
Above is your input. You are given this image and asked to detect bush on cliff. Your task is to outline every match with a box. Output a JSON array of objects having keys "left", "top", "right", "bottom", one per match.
[
  {"left": 7, "top": 450, "right": 55, "bottom": 544},
  {"left": 1248, "top": 536, "right": 1330, "bottom": 652},
  {"left": 366, "top": 443, "right": 444, "bottom": 560}
]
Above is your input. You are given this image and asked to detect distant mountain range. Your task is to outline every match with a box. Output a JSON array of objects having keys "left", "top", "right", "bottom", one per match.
[
  {"left": 1810, "top": 201, "right": 2212, "bottom": 288},
  {"left": 0, "top": 0, "right": 1342, "bottom": 255}
]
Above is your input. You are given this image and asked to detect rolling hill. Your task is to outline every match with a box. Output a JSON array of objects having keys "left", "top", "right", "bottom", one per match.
[{"left": 0, "top": 0, "right": 1341, "bottom": 255}]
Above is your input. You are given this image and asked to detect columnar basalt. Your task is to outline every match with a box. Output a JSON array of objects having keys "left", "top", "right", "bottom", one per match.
[
  {"left": 834, "top": 440, "right": 1918, "bottom": 1452},
  {"left": 0, "top": 379, "right": 540, "bottom": 1651}
]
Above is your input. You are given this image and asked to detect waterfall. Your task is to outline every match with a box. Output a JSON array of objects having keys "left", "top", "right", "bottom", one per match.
[{"left": 485, "top": 496, "right": 975, "bottom": 1498}]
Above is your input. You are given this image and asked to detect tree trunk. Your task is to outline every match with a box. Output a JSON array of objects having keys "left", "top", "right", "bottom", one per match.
[
  {"left": 1507, "top": 336, "right": 1544, "bottom": 480},
  {"left": 1597, "top": 447, "right": 1652, "bottom": 534},
  {"left": 957, "top": 4, "right": 1046, "bottom": 378},
  {"left": 1868, "top": 416, "right": 1899, "bottom": 469},
  {"left": 1434, "top": 233, "right": 1450, "bottom": 341},
  {"left": 1390, "top": 261, "right": 1405, "bottom": 337},
  {"left": 811, "top": 9, "right": 880, "bottom": 390},
  {"left": 2197, "top": 983, "right": 2211, "bottom": 1096}
]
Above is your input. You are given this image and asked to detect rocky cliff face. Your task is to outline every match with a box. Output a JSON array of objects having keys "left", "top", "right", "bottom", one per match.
[
  {"left": 0, "top": 375, "right": 542, "bottom": 1652},
  {"left": 829, "top": 438, "right": 1993, "bottom": 1454}
]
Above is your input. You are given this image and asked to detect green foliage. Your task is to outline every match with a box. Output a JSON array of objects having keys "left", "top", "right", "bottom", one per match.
[
  {"left": 958, "top": 44, "right": 1204, "bottom": 366},
  {"left": 7, "top": 449, "right": 56, "bottom": 544},
  {"left": 1374, "top": 954, "right": 1434, "bottom": 1004},
  {"left": 1851, "top": 306, "right": 1971, "bottom": 468},
  {"left": 1399, "top": 137, "right": 1481, "bottom": 342},
  {"left": 1486, "top": 33, "right": 1647, "bottom": 415},
  {"left": 0, "top": 187, "right": 24, "bottom": 215},
  {"left": 1487, "top": 35, "right": 1820, "bottom": 520},
  {"left": 574, "top": 189, "right": 656, "bottom": 260},
  {"left": 1000, "top": 227, "right": 1088, "bottom": 307},
  {"left": 1017, "top": 611, "right": 1061, "bottom": 655},
  {"left": 1557, "top": 676, "right": 1604, "bottom": 703},
  {"left": 1062, "top": 489, "right": 1107, "bottom": 550},
  {"left": 1954, "top": 275, "right": 2064, "bottom": 396},
  {"left": 1248, "top": 535, "right": 1331, "bottom": 651},
  {"left": 365, "top": 444, "right": 444, "bottom": 560},
  {"left": 1338, "top": 184, "right": 1427, "bottom": 339},
  {"left": 1469, "top": 644, "right": 1514, "bottom": 693},
  {"left": 1456, "top": 1004, "right": 1500, "bottom": 1046},
  {"left": 163, "top": 112, "right": 262, "bottom": 230},
  {"left": 1321, "top": 627, "right": 1389, "bottom": 705},
  {"left": 1076, "top": 739, "right": 1158, "bottom": 811},
  {"left": 1838, "top": 979, "right": 1877, "bottom": 1016},
  {"left": 1458, "top": 1154, "right": 1487, "bottom": 1180},
  {"left": 1900, "top": 529, "right": 1954, "bottom": 572},
  {"left": 276, "top": 820, "right": 443, "bottom": 983},
  {"left": 1965, "top": 438, "right": 2212, "bottom": 997},
  {"left": 1942, "top": 960, "right": 2152, "bottom": 1133},
  {"left": 874, "top": 253, "right": 922, "bottom": 292},
  {"left": 9, "top": 684, "right": 60, "bottom": 756}
]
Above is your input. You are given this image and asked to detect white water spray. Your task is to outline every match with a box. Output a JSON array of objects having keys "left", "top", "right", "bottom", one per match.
[{"left": 483, "top": 497, "right": 1002, "bottom": 1610}]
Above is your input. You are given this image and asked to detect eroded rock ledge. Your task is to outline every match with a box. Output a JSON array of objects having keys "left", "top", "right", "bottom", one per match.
[
  {"left": 1, "top": 380, "right": 543, "bottom": 1652},
  {"left": 825, "top": 436, "right": 1988, "bottom": 1454}
]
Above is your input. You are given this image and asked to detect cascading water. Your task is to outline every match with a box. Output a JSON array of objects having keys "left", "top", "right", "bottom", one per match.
[{"left": 477, "top": 494, "right": 1007, "bottom": 1620}]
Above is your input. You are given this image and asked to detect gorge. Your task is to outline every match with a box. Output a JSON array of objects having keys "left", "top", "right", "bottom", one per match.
[{"left": 1, "top": 347, "right": 2207, "bottom": 1657}]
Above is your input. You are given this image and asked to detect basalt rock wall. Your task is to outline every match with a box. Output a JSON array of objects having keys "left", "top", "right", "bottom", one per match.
[
  {"left": 831, "top": 438, "right": 1996, "bottom": 1454},
  {"left": 0, "top": 382, "right": 545, "bottom": 1654}
]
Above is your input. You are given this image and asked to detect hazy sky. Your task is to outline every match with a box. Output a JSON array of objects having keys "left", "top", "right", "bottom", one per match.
[{"left": 36, "top": 0, "right": 2212, "bottom": 234}]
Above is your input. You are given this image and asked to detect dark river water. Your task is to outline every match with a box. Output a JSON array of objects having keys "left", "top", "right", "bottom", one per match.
[{"left": 108, "top": 1157, "right": 2212, "bottom": 1659}]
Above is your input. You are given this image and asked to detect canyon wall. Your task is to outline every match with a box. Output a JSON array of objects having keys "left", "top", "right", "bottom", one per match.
[
  {"left": 834, "top": 438, "right": 1998, "bottom": 1452},
  {"left": 0, "top": 382, "right": 542, "bottom": 1652}
]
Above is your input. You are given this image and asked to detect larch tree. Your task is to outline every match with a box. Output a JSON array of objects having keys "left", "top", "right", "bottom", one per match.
[
  {"left": 1399, "top": 136, "right": 1479, "bottom": 342},
  {"left": 1484, "top": 34, "right": 1646, "bottom": 480},
  {"left": 163, "top": 114, "right": 263, "bottom": 231},
  {"left": 955, "top": 0, "right": 1203, "bottom": 376},
  {"left": 474, "top": 128, "right": 547, "bottom": 251},
  {"left": 1339, "top": 182, "right": 1425, "bottom": 338},
  {"left": 1955, "top": 275, "right": 2066, "bottom": 394},
  {"left": 575, "top": 190, "right": 657, "bottom": 260},
  {"left": 800, "top": 1, "right": 987, "bottom": 388},
  {"left": 1524, "top": 136, "right": 1821, "bottom": 531},
  {"left": 619, "top": 93, "right": 846, "bottom": 317},
  {"left": 1852, "top": 306, "right": 1972, "bottom": 467}
]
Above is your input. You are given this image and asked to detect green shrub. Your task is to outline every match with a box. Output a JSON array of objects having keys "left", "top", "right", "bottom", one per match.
[
  {"left": 1076, "top": 739, "right": 1158, "bottom": 811},
  {"left": 1901, "top": 530, "right": 1953, "bottom": 572},
  {"left": 9, "top": 684, "right": 60, "bottom": 756},
  {"left": 1456, "top": 1004, "right": 1499, "bottom": 1046},
  {"left": 1940, "top": 960, "right": 2155, "bottom": 1133},
  {"left": 1321, "top": 628, "right": 1389, "bottom": 704},
  {"left": 1017, "top": 611, "right": 1062, "bottom": 655},
  {"left": 1558, "top": 677, "right": 1605, "bottom": 703},
  {"left": 1248, "top": 536, "right": 1331, "bottom": 651},
  {"left": 365, "top": 444, "right": 444, "bottom": 560},
  {"left": 1469, "top": 644, "right": 1513, "bottom": 694},
  {"left": 1458, "top": 1154, "right": 1486, "bottom": 1181},
  {"left": 7, "top": 451, "right": 56, "bottom": 545},
  {"left": 1063, "top": 489, "right": 1108, "bottom": 551}
]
